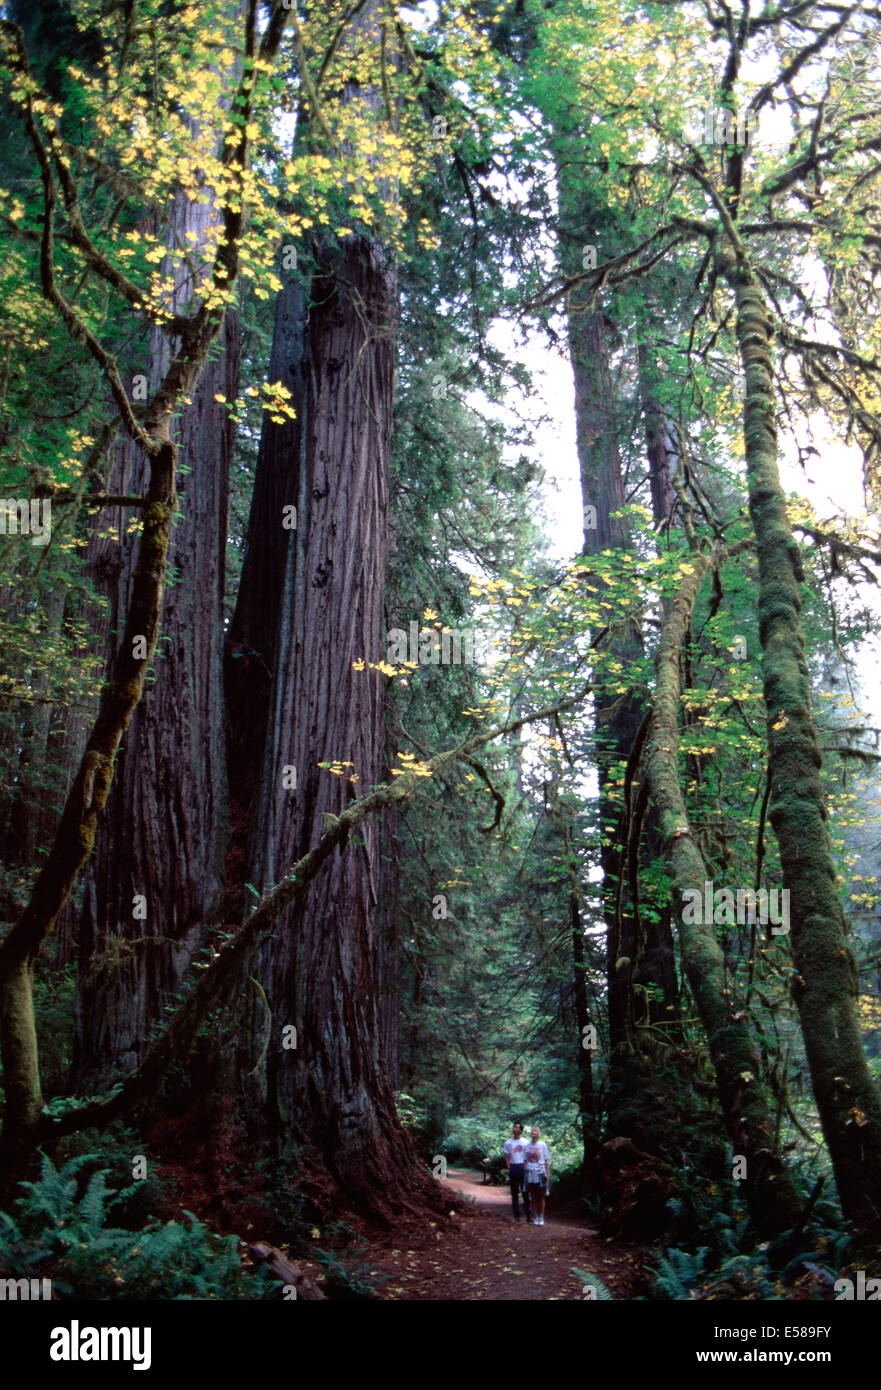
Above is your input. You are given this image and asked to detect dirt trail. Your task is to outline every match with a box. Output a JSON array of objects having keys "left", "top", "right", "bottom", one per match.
[{"left": 365, "top": 1168, "right": 644, "bottom": 1301}]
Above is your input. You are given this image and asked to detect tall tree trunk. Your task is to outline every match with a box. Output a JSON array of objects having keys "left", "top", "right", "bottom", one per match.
[
  {"left": 638, "top": 338, "right": 677, "bottom": 531},
  {"left": 224, "top": 4, "right": 435, "bottom": 1219},
  {"left": 725, "top": 250, "right": 881, "bottom": 1234},
  {"left": 566, "top": 294, "right": 647, "bottom": 1075},
  {"left": 646, "top": 546, "right": 803, "bottom": 1234},
  {"left": 559, "top": 228, "right": 676, "bottom": 1149},
  {"left": 546, "top": 775, "right": 594, "bottom": 1167},
  {"left": 240, "top": 233, "right": 431, "bottom": 1219},
  {"left": 72, "top": 191, "right": 237, "bottom": 1085},
  {"left": 0, "top": 0, "right": 285, "bottom": 1182},
  {"left": 637, "top": 337, "right": 681, "bottom": 1024},
  {"left": 224, "top": 279, "right": 306, "bottom": 923}
]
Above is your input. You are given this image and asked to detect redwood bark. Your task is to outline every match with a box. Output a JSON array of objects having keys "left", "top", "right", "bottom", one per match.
[
  {"left": 240, "top": 235, "right": 430, "bottom": 1219},
  {"left": 0, "top": 0, "right": 284, "bottom": 1178},
  {"left": 72, "top": 198, "right": 238, "bottom": 1084},
  {"left": 638, "top": 338, "right": 677, "bottom": 530},
  {"left": 225, "top": 280, "right": 306, "bottom": 845}
]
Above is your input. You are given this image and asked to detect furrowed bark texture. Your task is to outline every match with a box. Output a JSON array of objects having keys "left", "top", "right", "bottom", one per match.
[
  {"left": 73, "top": 199, "right": 238, "bottom": 1086},
  {"left": 731, "top": 263, "right": 881, "bottom": 1233},
  {"left": 0, "top": 0, "right": 281, "bottom": 1176},
  {"left": 547, "top": 777, "right": 594, "bottom": 1165},
  {"left": 225, "top": 279, "right": 307, "bottom": 853},
  {"left": 646, "top": 546, "right": 803, "bottom": 1234},
  {"left": 241, "top": 234, "right": 431, "bottom": 1220},
  {"left": 567, "top": 303, "right": 649, "bottom": 1059},
  {"left": 639, "top": 339, "right": 677, "bottom": 530}
]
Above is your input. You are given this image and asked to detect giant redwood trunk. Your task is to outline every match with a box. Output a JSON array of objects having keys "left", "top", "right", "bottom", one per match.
[
  {"left": 727, "top": 252, "right": 881, "bottom": 1233},
  {"left": 225, "top": 280, "right": 306, "bottom": 861},
  {"left": 239, "top": 234, "right": 432, "bottom": 1219},
  {"left": 72, "top": 195, "right": 237, "bottom": 1085},
  {"left": 0, "top": 0, "right": 285, "bottom": 1181}
]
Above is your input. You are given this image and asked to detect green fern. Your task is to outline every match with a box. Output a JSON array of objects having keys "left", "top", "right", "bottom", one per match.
[
  {"left": 651, "top": 1246, "right": 709, "bottom": 1299},
  {"left": 78, "top": 1169, "right": 112, "bottom": 1228},
  {"left": 0, "top": 1151, "right": 273, "bottom": 1300},
  {"left": 572, "top": 1266, "right": 615, "bottom": 1300}
]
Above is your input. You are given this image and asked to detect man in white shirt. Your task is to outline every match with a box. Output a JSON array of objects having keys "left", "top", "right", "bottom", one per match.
[
  {"left": 502, "top": 1120, "right": 531, "bottom": 1222},
  {"left": 523, "top": 1126, "right": 551, "bottom": 1225}
]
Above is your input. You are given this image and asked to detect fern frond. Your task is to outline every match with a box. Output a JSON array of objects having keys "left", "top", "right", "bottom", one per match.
[
  {"left": 652, "top": 1246, "right": 708, "bottom": 1299},
  {"left": 572, "top": 1265, "right": 615, "bottom": 1299}
]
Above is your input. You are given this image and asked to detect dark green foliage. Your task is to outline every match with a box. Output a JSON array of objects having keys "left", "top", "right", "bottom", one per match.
[
  {"left": 651, "top": 1173, "right": 855, "bottom": 1299},
  {"left": 0, "top": 1152, "right": 274, "bottom": 1299}
]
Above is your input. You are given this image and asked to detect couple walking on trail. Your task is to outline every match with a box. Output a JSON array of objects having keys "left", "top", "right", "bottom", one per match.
[{"left": 502, "top": 1121, "right": 550, "bottom": 1225}]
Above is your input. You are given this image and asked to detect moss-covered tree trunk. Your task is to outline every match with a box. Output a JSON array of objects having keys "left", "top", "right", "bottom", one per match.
[
  {"left": 646, "top": 546, "right": 803, "bottom": 1235},
  {"left": 0, "top": 958, "right": 43, "bottom": 1175},
  {"left": 726, "top": 254, "right": 881, "bottom": 1233}
]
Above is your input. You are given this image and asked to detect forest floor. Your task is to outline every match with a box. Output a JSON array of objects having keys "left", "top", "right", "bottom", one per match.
[{"left": 363, "top": 1168, "right": 646, "bottom": 1301}]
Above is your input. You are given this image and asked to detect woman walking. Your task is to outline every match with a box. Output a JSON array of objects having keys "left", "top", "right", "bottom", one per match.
[{"left": 523, "top": 1126, "right": 550, "bottom": 1225}]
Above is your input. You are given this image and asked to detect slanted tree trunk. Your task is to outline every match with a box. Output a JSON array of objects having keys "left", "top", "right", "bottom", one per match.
[
  {"left": 724, "top": 249, "right": 881, "bottom": 1234},
  {"left": 646, "top": 546, "right": 803, "bottom": 1235},
  {"left": 637, "top": 337, "right": 681, "bottom": 1023}
]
